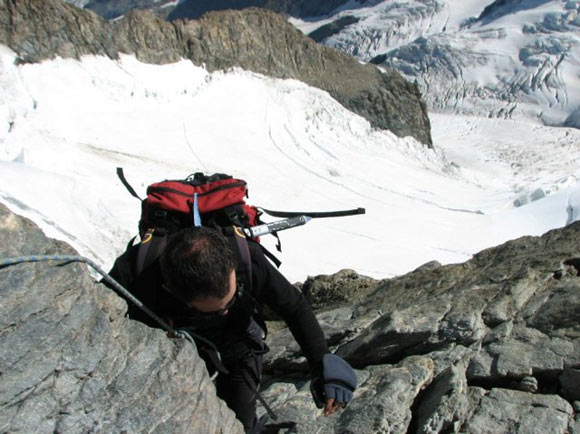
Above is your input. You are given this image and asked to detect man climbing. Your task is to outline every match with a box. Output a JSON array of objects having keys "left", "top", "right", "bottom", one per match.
[{"left": 108, "top": 226, "right": 357, "bottom": 433}]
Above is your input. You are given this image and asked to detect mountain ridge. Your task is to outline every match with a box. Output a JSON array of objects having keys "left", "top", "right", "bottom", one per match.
[
  {"left": 1, "top": 0, "right": 432, "bottom": 145},
  {"left": 67, "top": 0, "right": 580, "bottom": 129}
]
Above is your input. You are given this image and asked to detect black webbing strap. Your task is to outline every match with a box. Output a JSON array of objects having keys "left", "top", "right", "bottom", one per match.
[
  {"left": 116, "top": 167, "right": 142, "bottom": 201},
  {"left": 240, "top": 364, "right": 278, "bottom": 422},
  {"left": 231, "top": 226, "right": 253, "bottom": 292},
  {"left": 260, "top": 207, "right": 366, "bottom": 219},
  {"left": 200, "top": 346, "right": 230, "bottom": 376},
  {"left": 260, "top": 244, "right": 282, "bottom": 268}
]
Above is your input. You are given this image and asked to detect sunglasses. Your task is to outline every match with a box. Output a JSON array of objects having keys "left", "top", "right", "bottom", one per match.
[{"left": 163, "top": 283, "right": 243, "bottom": 321}]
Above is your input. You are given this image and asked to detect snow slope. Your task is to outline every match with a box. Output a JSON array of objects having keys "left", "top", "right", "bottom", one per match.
[{"left": 1, "top": 46, "right": 579, "bottom": 282}]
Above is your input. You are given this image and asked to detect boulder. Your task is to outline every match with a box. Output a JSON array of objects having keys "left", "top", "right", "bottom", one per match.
[{"left": 300, "top": 269, "right": 381, "bottom": 312}]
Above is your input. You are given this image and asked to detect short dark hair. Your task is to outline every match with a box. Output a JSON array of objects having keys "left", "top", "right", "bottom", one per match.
[{"left": 160, "top": 227, "right": 237, "bottom": 302}]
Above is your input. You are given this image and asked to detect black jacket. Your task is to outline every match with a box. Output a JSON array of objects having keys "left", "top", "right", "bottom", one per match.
[{"left": 107, "top": 238, "right": 329, "bottom": 368}]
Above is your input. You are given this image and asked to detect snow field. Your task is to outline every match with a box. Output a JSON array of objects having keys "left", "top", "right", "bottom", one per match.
[{"left": 1, "top": 47, "right": 579, "bottom": 282}]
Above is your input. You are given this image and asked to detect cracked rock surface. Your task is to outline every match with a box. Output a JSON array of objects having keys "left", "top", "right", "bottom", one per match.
[
  {"left": 0, "top": 203, "right": 243, "bottom": 434},
  {"left": 1, "top": 205, "right": 579, "bottom": 433},
  {"left": 264, "top": 221, "right": 580, "bottom": 433}
]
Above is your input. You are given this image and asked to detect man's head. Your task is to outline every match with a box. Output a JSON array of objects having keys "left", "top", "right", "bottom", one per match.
[{"left": 160, "top": 227, "right": 237, "bottom": 309}]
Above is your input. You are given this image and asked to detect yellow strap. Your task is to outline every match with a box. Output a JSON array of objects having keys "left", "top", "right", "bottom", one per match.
[
  {"left": 233, "top": 225, "right": 247, "bottom": 239},
  {"left": 141, "top": 228, "right": 155, "bottom": 244}
]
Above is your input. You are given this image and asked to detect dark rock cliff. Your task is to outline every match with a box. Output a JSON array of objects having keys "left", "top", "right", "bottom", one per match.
[
  {"left": 0, "top": 0, "right": 432, "bottom": 146},
  {"left": 0, "top": 203, "right": 244, "bottom": 433}
]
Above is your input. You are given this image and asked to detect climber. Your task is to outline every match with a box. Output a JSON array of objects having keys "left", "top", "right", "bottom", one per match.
[{"left": 107, "top": 226, "right": 357, "bottom": 433}]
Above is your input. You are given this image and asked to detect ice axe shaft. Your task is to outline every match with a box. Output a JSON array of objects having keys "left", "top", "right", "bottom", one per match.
[{"left": 243, "top": 215, "right": 311, "bottom": 238}]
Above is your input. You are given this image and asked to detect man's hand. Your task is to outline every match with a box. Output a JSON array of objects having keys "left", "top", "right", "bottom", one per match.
[
  {"left": 310, "top": 353, "right": 357, "bottom": 415},
  {"left": 324, "top": 398, "right": 346, "bottom": 416}
]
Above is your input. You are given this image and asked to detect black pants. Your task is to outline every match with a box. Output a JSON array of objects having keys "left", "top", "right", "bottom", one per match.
[{"left": 216, "top": 352, "right": 264, "bottom": 433}]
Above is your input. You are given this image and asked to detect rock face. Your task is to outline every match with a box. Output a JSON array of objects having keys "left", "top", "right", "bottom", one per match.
[
  {"left": 0, "top": 203, "right": 243, "bottom": 434},
  {"left": 0, "top": 0, "right": 432, "bottom": 146},
  {"left": 1, "top": 205, "right": 579, "bottom": 433},
  {"left": 300, "top": 268, "right": 381, "bottom": 312},
  {"left": 263, "top": 222, "right": 580, "bottom": 433}
]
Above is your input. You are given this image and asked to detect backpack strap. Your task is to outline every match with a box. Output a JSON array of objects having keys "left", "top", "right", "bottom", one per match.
[
  {"left": 135, "top": 228, "right": 169, "bottom": 276},
  {"left": 117, "top": 167, "right": 142, "bottom": 201},
  {"left": 260, "top": 207, "right": 365, "bottom": 219},
  {"left": 260, "top": 244, "right": 282, "bottom": 268},
  {"left": 225, "top": 226, "right": 271, "bottom": 338},
  {"left": 226, "top": 226, "right": 253, "bottom": 292}
]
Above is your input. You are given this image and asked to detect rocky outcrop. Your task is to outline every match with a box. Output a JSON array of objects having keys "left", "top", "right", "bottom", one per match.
[
  {"left": 300, "top": 268, "right": 380, "bottom": 312},
  {"left": 264, "top": 222, "right": 580, "bottom": 432},
  {"left": 1, "top": 206, "right": 579, "bottom": 432},
  {"left": 0, "top": 203, "right": 243, "bottom": 434},
  {"left": 0, "top": 0, "right": 432, "bottom": 146}
]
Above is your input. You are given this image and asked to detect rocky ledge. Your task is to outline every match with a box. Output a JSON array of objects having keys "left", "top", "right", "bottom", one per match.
[
  {"left": 1, "top": 202, "right": 579, "bottom": 433},
  {"left": 0, "top": 0, "right": 432, "bottom": 146},
  {"left": 265, "top": 222, "right": 580, "bottom": 433},
  {"left": 0, "top": 203, "right": 243, "bottom": 434}
]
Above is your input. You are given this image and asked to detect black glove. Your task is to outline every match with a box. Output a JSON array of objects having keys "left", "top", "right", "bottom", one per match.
[{"left": 310, "top": 353, "right": 357, "bottom": 409}]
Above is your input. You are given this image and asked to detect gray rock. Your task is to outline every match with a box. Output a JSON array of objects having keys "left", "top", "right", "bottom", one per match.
[
  {"left": 265, "top": 306, "right": 359, "bottom": 373},
  {"left": 0, "top": 0, "right": 433, "bottom": 146},
  {"left": 572, "top": 401, "right": 580, "bottom": 434},
  {"left": 469, "top": 279, "right": 580, "bottom": 382},
  {"left": 413, "top": 260, "right": 442, "bottom": 273},
  {"left": 301, "top": 269, "right": 380, "bottom": 312},
  {"left": 414, "top": 361, "right": 470, "bottom": 434},
  {"left": 308, "top": 15, "right": 361, "bottom": 42},
  {"left": 460, "top": 388, "right": 573, "bottom": 434},
  {"left": 259, "top": 356, "right": 434, "bottom": 434},
  {"left": 516, "top": 376, "right": 539, "bottom": 393},
  {"left": 262, "top": 222, "right": 580, "bottom": 432},
  {"left": 332, "top": 224, "right": 580, "bottom": 370},
  {"left": 0, "top": 203, "right": 243, "bottom": 434}
]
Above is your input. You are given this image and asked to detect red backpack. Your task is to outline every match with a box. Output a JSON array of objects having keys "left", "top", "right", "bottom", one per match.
[
  {"left": 140, "top": 172, "right": 260, "bottom": 237},
  {"left": 117, "top": 169, "right": 365, "bottom": 276}
]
